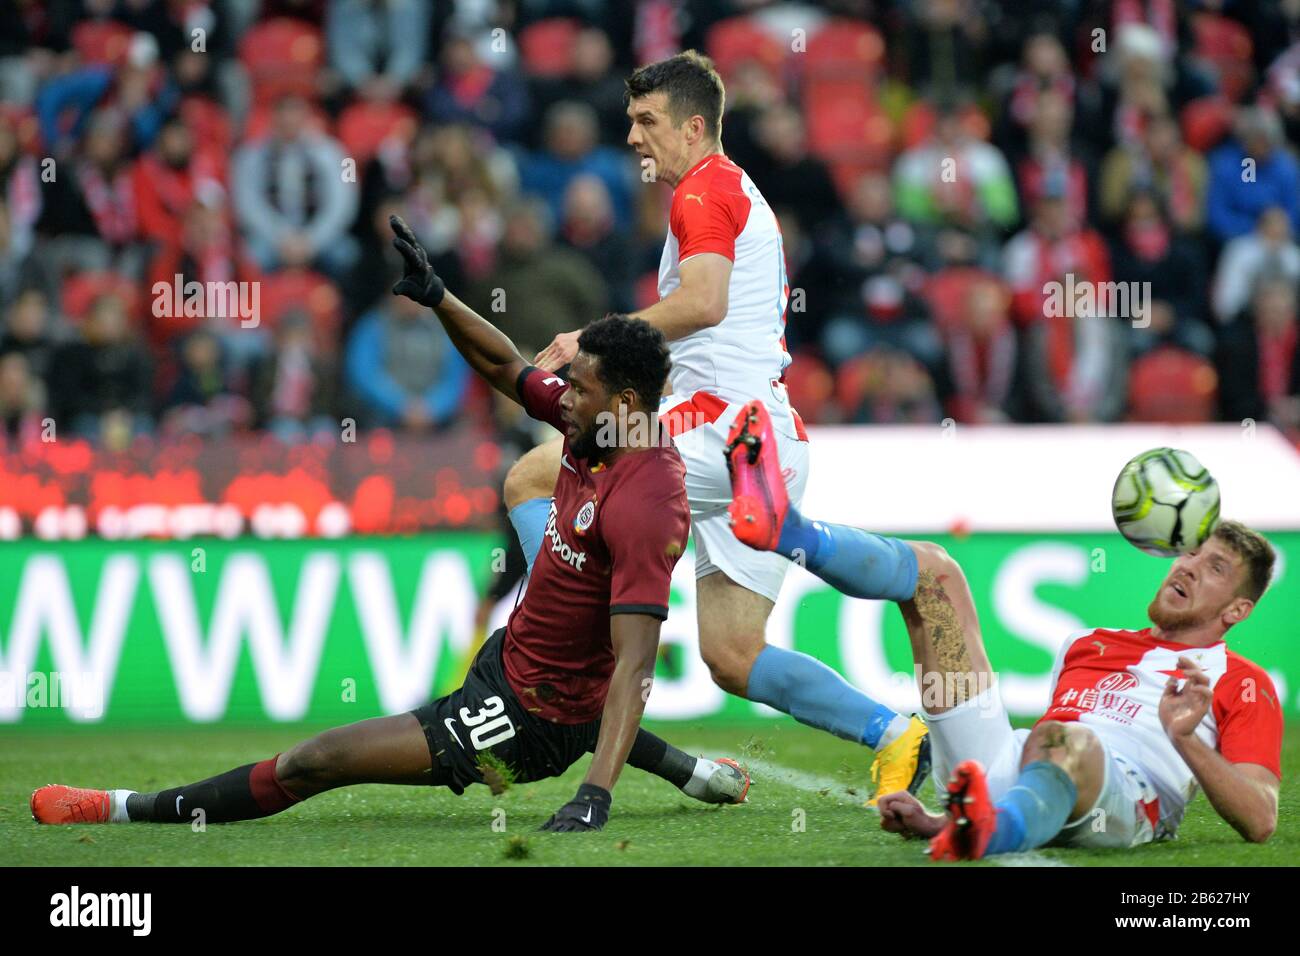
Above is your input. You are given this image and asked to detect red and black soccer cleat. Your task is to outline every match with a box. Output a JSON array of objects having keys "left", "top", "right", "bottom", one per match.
[
  {"left": 929, "top": 760, "right": 997, "bottom": 861},
  {"left": 724, "top": 400, "right": 789, "bottom": 551},
  {"left": 30, "top": 784, "right": 112, "bottom": 825}
]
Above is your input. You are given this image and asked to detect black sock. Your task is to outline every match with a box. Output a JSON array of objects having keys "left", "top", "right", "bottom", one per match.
[
  {"left": 626, "top": 728, "right": 697, "bottom": 789},
  {"left": 126, "top": 757, "right": 299, "bottom": 823}
]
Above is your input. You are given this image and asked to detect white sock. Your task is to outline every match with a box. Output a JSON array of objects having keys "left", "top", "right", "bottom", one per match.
[
  {"left": 681, "top": 757, "right": 717, "bottom": 799},
  {"left": 109, "top": 790, "right": 136, "bottom": 823},
  {"left": 875, "top": 715, "right": 913, "bottom": 751}
]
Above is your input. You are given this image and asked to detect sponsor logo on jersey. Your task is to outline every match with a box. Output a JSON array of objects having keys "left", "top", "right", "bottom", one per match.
[
  {"left": 544, "top": 503, "right": 588, "bottom": 571},
  {"left": 1096, "top": 672, "right": 1139, "bottom": 692},
  {"left": 685, "top": 192, "right": 706, "bottom": 205},
  {"left": 574, "top": 498, "right": 597, "bottom": 535}
]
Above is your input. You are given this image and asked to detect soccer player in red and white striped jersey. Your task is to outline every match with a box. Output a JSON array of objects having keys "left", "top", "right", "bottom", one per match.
[
  {"left": 728, "top": 425, "right": 1281, "bottom": 857},
  {"left": 508, "top": 51, "right": 931, "bottom": 803}
]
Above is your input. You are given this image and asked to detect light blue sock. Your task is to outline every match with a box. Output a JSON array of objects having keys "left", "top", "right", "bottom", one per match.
[
  {"left": 507, "top": 497, "right": 551, "bottom": 576},
  {"left": 776, "top": 506, "right": 918, "bottom": 602},
  {"left": 984, "top": 761, "right": 1078, "bottom": 855},
  {"left": 746, "top": 645, "right": 901, "bottom": 748}
]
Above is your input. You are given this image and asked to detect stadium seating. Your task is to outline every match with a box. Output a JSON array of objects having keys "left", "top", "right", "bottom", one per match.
[
  {"left": 1192, "top": 12, "right": 1255, "bottom": 103},
  {"left": 1127, "top": 347, "right": 1220, "bottom": 424},
  {"left": 238, "top": 18, "right": 324, "bottom": 106},
  {"left": 706, "top": 16, "right": 786, "bottom": 84},
  {"left": 518, "top": 18, "right": 583, "bottom": 77},
  {"left": 337, "top": 101, "right": 418, "bottom": 167},
  {"left": 71, "top": 20, "right": 134, "bottom": 67}
]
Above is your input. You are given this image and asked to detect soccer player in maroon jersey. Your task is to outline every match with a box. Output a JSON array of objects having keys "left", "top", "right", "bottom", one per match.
[{"left": 28, "top": 216, "right": 749, "bottom": 832}]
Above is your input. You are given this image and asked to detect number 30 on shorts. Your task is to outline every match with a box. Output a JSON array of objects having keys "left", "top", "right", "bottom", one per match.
[{"left": 459, "top": 696, "right": 517, "bottom": 750}]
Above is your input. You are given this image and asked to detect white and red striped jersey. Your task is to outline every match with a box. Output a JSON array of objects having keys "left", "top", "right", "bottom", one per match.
[
  {"left": 1040, "top": 627, "right": 1283, "bottom": 829},
  {"left": 657, "top": 153, "right": 799, "bottom": 436}
]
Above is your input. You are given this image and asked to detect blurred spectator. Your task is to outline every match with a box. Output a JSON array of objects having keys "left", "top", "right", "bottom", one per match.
[
  {"left": 147, "top": 194, "right": 255, "bottom": 348},
  {"left": 1021, "top": 308, "right": 1129, "bottom": 424},
  {"left": 902, "top": 0, "right": 988, "bottom": 101},
  {"left": 344, "top": 292, "right": 470, "bottom": 431},
  {"left": 559, "top": 175, "right": 635, "bottom": 314},
  {"left": 48, "top": 291, "right": 152, "bottom": 447},
  {"left": 250, "top": 311, "right": 337, "bottom": 440},
  {"left": 518, "top": 101, "right": 633, "bottom": 230},
  {"left": 262, "top": 0, "right": 327, "bottom": 24},
  {"left": 1212, "top": 206, "right": 1300, "bottom": 324},
  {"left": 426, "top": 31, "right": 530, "bottom": 145},
  {"left": 0, "top": 287, "right": 57, "bottom": 382},
  {"left": 717, "top": 59, "right": 783, "bottom": 176},
  {"left": 529, "top": 27, "right": 629, "bottom": 147},
  {"left": 1216, "top": 278, "right": 1300, "bottom": 430},
  {"left": 326, "top": 0, "right": 429, "bottom": 101},
  {"left": 1109, "top": 190, "right": 1211, "bottom": 349},
  {"left": 0, "top": 0, "right": 76, "bottom": 105},
  {"left": 232, "top": 94, "right": 360, "bottom": 279},
  {"left": 1205, "top": 106, "right": 1300, "bottom": 243},
  {"left": 0, "top": 351, "right": 43, "bottom": 444},
  {"left": 0, "top": 114, "right": 41, "bottom": 263},
  {"left": 1098, "top": 112, "right": 1207, "bottom": 232},
  {"left": 464, "top": 198, "right": 608, "bottom": 358},
  {"left": 748, "top": 104, "right": 841, "bottom": 234},
  {"left": 1128, "top": 298, "right": 1216, "bottom": 360},
  {"left": 1003, "top": 187, "right": 1111, "bottom": 327},
  {"left": 35, "top": 30, "right": 177, "bottom": 157},
  {"left": 839, "top": 347, "right": 944, "bottom": 424},
  {"left": 821, "top": 271, "right": 943, "bottom": 375},
  {"left": 942, "top": 276, "right": 1016, "bottom": 423},
  {"left": 803, "top": 172, "right": 926, "bottom": 340},
  {"left": 160, "top": 328, "right": 253, "bottom": 437},
  {"left": 894, "top": 100, "right": 1019, "bottom": 232},
  {"left": 38, "top": 108, "right": 144, "bottom": 277},
  {"left": 133, "top": 115, "right": 223, "bottom": 247},
  {"left": 1001, "top": 32, "right": 1076, "bottom": 144},
  {"left": 1015, "top": 90, "right": 1088, "bottom": 228}
]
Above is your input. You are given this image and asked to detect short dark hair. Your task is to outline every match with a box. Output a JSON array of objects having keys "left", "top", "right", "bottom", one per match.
[
  {"left": 1211, "top": 520, "right": 1275, "bottom": 603},
  {"left": 625, "top": 50, "right": 725, "bottom": 141},
  {"left": 577, "top": 314, "right": 671, "bottom": 410}
]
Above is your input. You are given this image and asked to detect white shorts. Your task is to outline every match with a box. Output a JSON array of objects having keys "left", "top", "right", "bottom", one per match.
[
  {"left": 660, "top": 391, "right": 810, "bottom": 603},
  {"left": 927, "top": 686, "right": 1165, "bottom": 850}
]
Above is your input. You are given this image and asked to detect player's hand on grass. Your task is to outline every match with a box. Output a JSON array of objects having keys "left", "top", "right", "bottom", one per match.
[
  {"left": 389, "top": 214, "right": 446, "bottom": 308},
  {"left": 539, "top": 783, "right": 610, "bottom": 832},
  {"left": 877, "top": 791, "right": 945, "bottom": 839},
  {"left": 534, "top": 330, "right": 581, "bottom": 372},
  {"left": 1159, "top": 655, "right": 1213, "bottom": 740}
]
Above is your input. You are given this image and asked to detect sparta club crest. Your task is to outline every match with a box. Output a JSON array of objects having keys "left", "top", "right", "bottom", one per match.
[{"left": 574, "top": 499, "right": 597, "bottom": 535}]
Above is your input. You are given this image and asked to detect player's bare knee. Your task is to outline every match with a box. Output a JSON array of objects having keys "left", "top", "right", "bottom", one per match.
[
  {"left": 908, "top": 540, "right": 958, "bottom": 580},
  {"left": 700, "top": 642, "right": 749, "bottom": 696},
  {"left": 503, "top": 442, "right": 559, "bottom": 510},
  {"left": 278, "top": 735, "right": 343, "bottom": 789},
  {"left": 1023, "top": 721, "right": 1098, "bottom": 772}
]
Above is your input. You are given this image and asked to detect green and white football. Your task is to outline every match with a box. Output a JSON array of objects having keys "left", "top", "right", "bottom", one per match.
[{"left": 1112, "top": 448, "right": 1220, "bottom": 557}]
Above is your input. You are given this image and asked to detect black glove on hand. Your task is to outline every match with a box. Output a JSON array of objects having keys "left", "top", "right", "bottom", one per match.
[
  {"left": 539, "top": 783, "right": 611, "bottom": 832},
  {"left": 389, "top": 214, "right": 445, "bottom": 307}
]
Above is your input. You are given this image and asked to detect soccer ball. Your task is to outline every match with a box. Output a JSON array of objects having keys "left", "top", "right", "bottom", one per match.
[{"left": 1111, "top": 448, "right": 1220, "bottom": 557}]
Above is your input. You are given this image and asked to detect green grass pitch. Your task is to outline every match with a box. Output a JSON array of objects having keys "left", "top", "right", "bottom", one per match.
[{"left": 2, "top": 720, "right": 1296, "bottom": 867}]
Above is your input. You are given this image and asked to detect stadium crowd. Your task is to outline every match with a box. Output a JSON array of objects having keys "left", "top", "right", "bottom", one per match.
[{"left": 1, "top": 0, "right": 1299, "bottom": 452}]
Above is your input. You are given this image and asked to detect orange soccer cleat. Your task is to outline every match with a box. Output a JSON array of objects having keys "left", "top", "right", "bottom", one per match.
[
  {"left": 31, "top": 784, "right": 113, "bottom": 825},
  {"left": 724, "top": 400, "right": 789, "bottom": 552},
  {"left": 929, "top": 760, "right": 997, "bottom": 861}
]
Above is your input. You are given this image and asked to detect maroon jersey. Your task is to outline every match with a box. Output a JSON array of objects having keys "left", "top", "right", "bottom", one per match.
[{"left": 503, "top": 366, "right": 691, "bottom": 723}]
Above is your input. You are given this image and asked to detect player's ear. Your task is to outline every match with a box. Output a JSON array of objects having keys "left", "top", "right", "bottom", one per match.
[{"left": 1223, "top": 597, "right": 1253, "bottom": 627}]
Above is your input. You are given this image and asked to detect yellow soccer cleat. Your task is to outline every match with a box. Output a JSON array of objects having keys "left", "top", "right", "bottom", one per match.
[{"left": 867, "top": 715, "right": 932, "bottom": 808}]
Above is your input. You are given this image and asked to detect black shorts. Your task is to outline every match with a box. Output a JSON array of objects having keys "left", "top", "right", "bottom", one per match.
[{"left": 409, "top": 628, "right": 600, "bottom": 795}]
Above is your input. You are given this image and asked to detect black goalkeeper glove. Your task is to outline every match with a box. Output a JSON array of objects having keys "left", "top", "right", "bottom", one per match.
[
  {"left": 539, "top": 783, "right": 611, "bottom": 832},
  {"left": 389, "top": 214, "right": 445, "bottom": 307}
]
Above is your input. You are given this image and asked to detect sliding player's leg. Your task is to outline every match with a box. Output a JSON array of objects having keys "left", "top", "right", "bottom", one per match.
[
  {"left": 623, "top": 726, "right": 750, "bottom": 804},
  {"left": 503, "top": 437, "right": 561, "bottom": 577},
  {"left": 31, "top": 712, "right": 441, "bottom": 825}
]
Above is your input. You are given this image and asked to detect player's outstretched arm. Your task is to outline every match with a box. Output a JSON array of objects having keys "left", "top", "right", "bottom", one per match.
[
  {"left": 533, "top": 254, "right": 731, "bottom": 370},
  {"left": 1160, "top": 656, "right": 1280, "bottom": 843},
  {"left": 389, "top": 214, "right": 529, "bottom": 402},
  {"left": 539, "top": 613, "right": 660, "bottom": 833}
]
